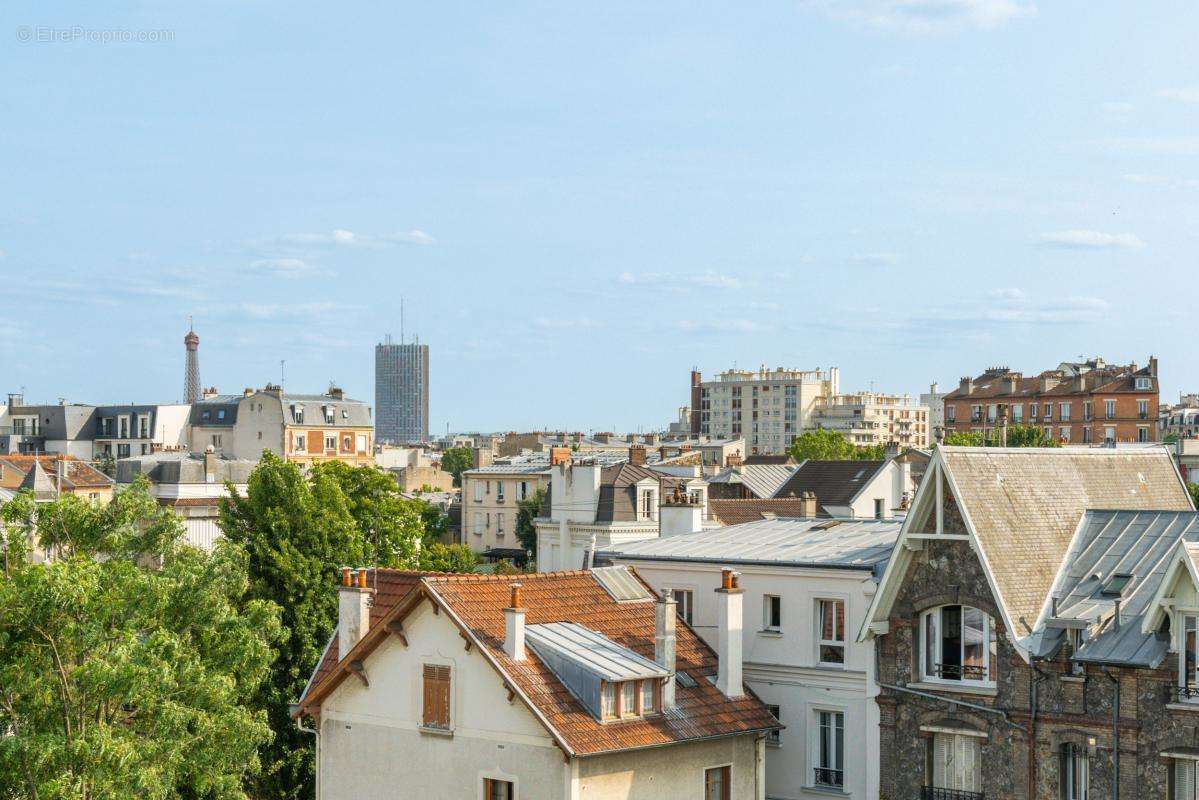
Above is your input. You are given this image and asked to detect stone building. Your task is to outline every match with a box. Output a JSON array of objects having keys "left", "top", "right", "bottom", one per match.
[{"left": 859, "top": 445, "right": 1199, "bottom": 800}]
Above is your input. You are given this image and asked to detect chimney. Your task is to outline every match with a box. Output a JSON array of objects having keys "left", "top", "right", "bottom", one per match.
[
  {"left": 338, "top": 567, "right": 373, "bottom": 658},
  {"left": 202, "top": 387, "right": 219, "bottom": 400},
  {"left": 655, "top": 588, "right": 677, "bottom": 710},
  {"left": 1150, "top": 355, "right": 1159, "bottom": 377},
  {"left": 959, "top": 376, "right": 974, "bottom": 395},
  {"left": 472, "top": 447, "right": 494, "bottom": 469},
  {"left": 625, "top": 433, "right": 637, "bottom": 444},
  {"left": 204, "top": 445, "right": 218, "bottom": 483},
  {"left": 1005, "top": 373, "right": 1020, "bottom": 394},
  {"left": 595, "top": 432, "right": 612, "bottom": 444},
  {"left": 799, "top": 491, "right": 818, "bottom": 517},
  {"left": 549, "top": 446, "right": 572, "bottom": 467},
  {"left": 629, "top": 445, "right": 646, "bottom": 466},
  {"left": 725, "top": 451, "right": 743, "bottom": 469},
  {"left": 328, "top": 385, "right": 345, "bottom": 400},
  {"left": 504, "top": 583, "right": 526, "bottom": 661},
  {"left": 659, "top": 485, "right": 703, "bottom": 537},
  {"left": 1041, "top": 374, "right": 1059, "bottom": 393},
  {"left": 1074, "top": 374, "right": 1086, "bottom": 392},
  {"left": 715, "top": 568, "right": 744, "bottom": 699},
  {"left": 243, "top": 387, "right": 254, "bottom": 397}
]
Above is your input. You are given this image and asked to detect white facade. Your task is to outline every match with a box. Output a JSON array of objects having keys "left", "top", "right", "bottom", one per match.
[
  {"left": 919, "top": 382, "right": 946, "bottom": 443},
  {"left": 607, "top": 557, "right": 882, "bottom": 800},
  {"left": 810, "top": 392, "right": 931, "bottom": 449},
  {"left": 697, "top": 367, "right": 840, "bottom": 455}
]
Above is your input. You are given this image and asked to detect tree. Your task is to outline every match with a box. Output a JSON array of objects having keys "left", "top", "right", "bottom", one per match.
[
  {"left": 787, "top": 429, "right": 885, "bottom": 462},
  {"left": 418, "top": 542, "right": 479, "bottom": 573},
  {"left": 439, "top": 447, "right": 473, "bottom": 487},
  {"left": 219, "top": 454, "right": 414, "bottom": 800},
  {"left": 942, "top": 425, "right": 1062, "bottom": 448},
  {"left": 1188, "top": 482, "right": 1199, "bottom": 510},
  {"left": 94, "top": 450, "right": 116, "bottom": 478},
  {"left": 416, "top": 500, "right": 449, "bottom": 544},
  {"left": 515, "top": 488, "right": 545, "bottom": 556},
  {"left": 0, "top": 480, "right": 280, "bottom": 800},
  {"left": 311, "top": 460, "right": 423, "bottom": 566}
]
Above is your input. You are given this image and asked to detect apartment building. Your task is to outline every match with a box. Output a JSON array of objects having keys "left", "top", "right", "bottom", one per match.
[
  {"left": 809, "top": 392, "right": 931, "bottom": 448},
  {"left": 189, "top": 384, "right": 373, "bottom": 466},
  {"left": 860, "top": 446, "right": 1195, "bottom": 800},
  {"left": 93, "top": 403, "right": 190, "bottom": 459},
  {"left": 1161, "top": 393, "right": 1199, "bottom": 440},
  {"left": 294, "top": 567, "right": 778, "bottom": 800},
  {"left": 461, "top": 456, "right": 552, "bottom": 554},
  {"left": 692, "top": 367, "right": 840, "bottom": 455},
  {"left": 0, "top": 394, "right": 97, "bottom": 457},
  {"left": 942, "top": 356, "right": 1160, "bottom": 445},
  {"left": 605, "top": 517, "right": 902, "bottom": 800},
  {"left": 374, "top": 337, "right": 430, "bottom": 444},
  {"left": 919, "top": 382, "right": 947, "bottom": 440}
]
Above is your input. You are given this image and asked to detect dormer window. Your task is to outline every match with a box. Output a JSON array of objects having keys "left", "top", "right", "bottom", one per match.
[
  {"left": 638, "top": 488, "right": 657, "bottom": 520},
  {"left": 324, "top": 405, "right": 335, "bottom": 424},
  {"left": 600, "top": 678, "right": 660, "bottom": 721},
  {"left": 292, "top": 404, "right": 304, "bottom": 424}
]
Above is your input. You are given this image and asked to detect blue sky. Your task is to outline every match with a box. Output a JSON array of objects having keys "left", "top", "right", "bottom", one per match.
[{"left": 3, "top": 1, "right": 1197, "bottom": 433}]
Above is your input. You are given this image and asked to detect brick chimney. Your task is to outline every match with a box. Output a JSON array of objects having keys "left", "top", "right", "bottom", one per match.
[
  {"left": 799, "top": 491, "right": 818, "bottom": 517},
  {"left": 655, "top": 588, "right": 677, "bottom": 710},
  {"left": 338, "top": 567, "right": 374, "bottom": 658},
  {"left": 715, "top": 568, "right": 744, "bottom": 699},
  {"left": 550, "top": 446, "right": 572, "bottom": 466},
  {"left": 504, "top": 583, "right": 526, "bottom": 662},
  {"left": 1005, "top": 373, "right": 1021, "bottom": 394},
  {"left": 328, "top": 385, "right": 345, "bottom": 400},
  {"left": 628, "top": 445, "right": 647, "bottom": 466},
  {"left": 959, "top": 376, "right": 974, "bottom": 395}
]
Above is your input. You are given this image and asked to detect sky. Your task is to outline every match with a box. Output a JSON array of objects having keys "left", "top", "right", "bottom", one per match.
[{"left": 2, "top": 1, "right": 1198, "bottom": 434}]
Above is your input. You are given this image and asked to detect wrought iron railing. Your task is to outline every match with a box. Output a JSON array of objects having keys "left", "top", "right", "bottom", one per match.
[
  {"left": 931, "top": 663, "right": 988, "bottom": 681},
  {"left": 814, "top": 768, "right": 844, "bottom": 788},
  {"left": 1178, "top": 685, "right": 1199, "bottom": 701},
  {"left": 922, "top": 787, "right": 984, "bottom": 800}
]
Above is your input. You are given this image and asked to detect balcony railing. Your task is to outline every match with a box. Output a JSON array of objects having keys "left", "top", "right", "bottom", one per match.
[
  {"left": 922, "top": 788, "right": 983, "bottom": 800},
  {"left": 930, "top": 663, "right": 988, "bottom": 681},
  {"left": 814, "top": 768, "right": 844, "bottom": 788},
  {"left": 1178, "top": 685, "right": 1199, "bottom": 702}
]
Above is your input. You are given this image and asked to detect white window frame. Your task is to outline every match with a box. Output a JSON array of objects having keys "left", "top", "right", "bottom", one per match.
[
  {"left": 763, "top": 594, "right": 782, "bottom": 632},
  {"left": 1179, "top": 613, "right": 1199, "bottom": 702},
  {"left": 474, "top": 481, "right": 484, "bottom": 502},
  {"left": 811, "top": 709, "right": 845, "bottom": 790},
  {"left": 672, "top": 588, "right": 695, "bottom": 625},
  {"left": 496, "top": 481, "right": 505, "bottom": 502},
  {"left": 1106, "top": 399, "right": 1116, "bottom": 419},
  {"left": 324, "top": 435, "right": 336, "bottom": 451},
  {"left": 816, "top": 598, "right": 846, "bottom": 666},
  {"left": 1063, "top": 743, "right": 1088, "bottom": 800},
  {"left": 920, "top": 605, "right": 996, "bottom": 686}
]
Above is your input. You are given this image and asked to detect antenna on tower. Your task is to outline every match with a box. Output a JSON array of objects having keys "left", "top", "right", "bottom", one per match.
[{"left": 280, "top": 360, "right": 285, "bottom": 390}]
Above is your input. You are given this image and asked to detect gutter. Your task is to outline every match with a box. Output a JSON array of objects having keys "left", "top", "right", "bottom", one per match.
[{"left": 876, "top": 682, "right": 1028, "bottom": 733}]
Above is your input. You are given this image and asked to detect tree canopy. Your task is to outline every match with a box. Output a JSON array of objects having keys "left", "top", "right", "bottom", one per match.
[
  {"left": 439, "top": 447, "right": 473, "bottom": 487},
  {"left": 941, "top": 425, "right": 1062, "bottom": 448},
  {"left": 0, "top": 479, "right": 279, "bottom": 800},
  {"left": 787, "top": 429, "right": 886, "bottom": 462},
  {"left": 515, "top": 488, "right": 545, "bottom": 556}
]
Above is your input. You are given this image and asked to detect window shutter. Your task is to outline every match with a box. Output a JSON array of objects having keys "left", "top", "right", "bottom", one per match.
[
  {"left": 1178, "top": 760, "right": 1196, "bottom": 800},
  {"left": 422, "top": 664, "right": 451, "bottom": 727},
  {"left": 933, "top": 734, "right": 949, "bottom": 788}
]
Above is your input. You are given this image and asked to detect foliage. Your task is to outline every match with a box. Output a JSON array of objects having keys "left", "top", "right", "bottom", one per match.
[
  {"left": 418, "top": 542, "right": 479, "bottom": 573},
  {"left": 491, "top": 559, "right": 523, "bottom": 575},
  {"left": 515, "top": 488, "right": 546, "bottom": 555},
  {"left": 438, "top": 447, "right": 473, "bottom": 487},
  {"left": 941, "top": 425, "right": 1062, "bottom": 448},
  {"left": 1165, "top": 432, "right": 1180, "bottom": 444},
  {"left": 1189, "top": 482, "right": 1199, "bottom": 510},
  {"left": 93, "top": 451, "right": 116, "bottom": 478},
  {"left": 417, "top": 500, "right": 450, "bottom": 544},
  {"left": 0, "top": 480, "right": 279, "bottom": 800},
  {"left": 787, "top": 429, "right": 886, "bottom": 462},
  {"left": 218, "top": 453, "right": 424, "bottom": 800}
]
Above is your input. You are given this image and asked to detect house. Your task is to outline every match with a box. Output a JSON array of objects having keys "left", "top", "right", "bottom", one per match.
[
  {"left": 602, "top": 516, "right": 900, "bottom": 800},
  {"left": 0, "top": 455, "right": 113, "bottom": 502},
  {"left": 0, "top": 393, "right": 97, "bottom": 457},
  {"left": 809, "top": 391, "right": 931, "bottom": 449},
  {"left": 533, "top": 448, "right": 717, "bottom": 572},
  {"left": 859, "top": 445, "right": 1198, "bottom": 800},
  {"left": 706, "top": 463, "right": 799, "bottom": 500},
  {"left": 189, "top": 385, "right": 373, "bottom": 466},
  {"left": 942, "top": 356, "right": 1160, "bottom": 445},
  {"left": 294, "top": 566, "right": 779, "bottom": 799},
  {"left": 773, "top": 457, "right": 915, "bottom": 519}
]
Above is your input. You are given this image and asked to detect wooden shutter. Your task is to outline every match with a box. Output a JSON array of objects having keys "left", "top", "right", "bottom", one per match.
[
  {"left": 1178, "top": 760, "right": 1196, "bottom": 800},
  {"left": 422, "top": 664, "right": 451, "bottom": 728},
  {"left": 956, "top": 735, "right": 980, "bottom": 792},
  {"left": 307, "top": 430, "right": 322, "bottom": 453},
  {"left": 932, "top": 734, "right": 950, "bottom": 788}
]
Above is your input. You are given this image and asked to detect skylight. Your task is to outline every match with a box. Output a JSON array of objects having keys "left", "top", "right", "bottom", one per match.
[{"left": 1101, "top": 573, "right": 1133, "bottom": 597}]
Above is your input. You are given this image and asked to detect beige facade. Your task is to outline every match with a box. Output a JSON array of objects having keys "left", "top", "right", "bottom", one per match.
[
  {"left": 694, "top": 366, "right": 840, "bottom": 455},
  {"left": 810, "top": 392, "right": 930, "bottom": 449},
  {"left": 461, "top": 465, "right": 550, "bottom": 552}
]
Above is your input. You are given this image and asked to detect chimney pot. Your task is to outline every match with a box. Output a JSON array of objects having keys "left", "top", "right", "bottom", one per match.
[
  {"left": 337, "top": 568, "right": 373, "bottom": 658},
  {"left": 357, "top": 568, "right": 368, "bottom": 589},
  {"left": 341, "top": 567, "right": 352, "bottom": 586}
]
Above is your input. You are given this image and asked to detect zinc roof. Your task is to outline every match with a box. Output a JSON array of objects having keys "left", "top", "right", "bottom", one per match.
[{"left": 525, "top": 622, "right": 669, "bottom": 682}]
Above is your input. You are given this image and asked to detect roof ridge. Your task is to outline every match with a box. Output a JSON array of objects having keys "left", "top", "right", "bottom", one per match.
[{"left": 425, "top": 568, "right": 596, "bottom": 583}]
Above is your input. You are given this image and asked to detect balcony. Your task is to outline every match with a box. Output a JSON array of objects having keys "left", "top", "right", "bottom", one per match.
[
  {"left": 929, "top": 662, "right": 987, "bottom": 681},
  {"left": 922, "top": 788, "right": 983, "bottom": 800},
  {"left": 814, "top": 768, "right": 844, "bottom": 788},
  {"left": 1178, "top": 685, "right": 1199, "bottom": 702}
]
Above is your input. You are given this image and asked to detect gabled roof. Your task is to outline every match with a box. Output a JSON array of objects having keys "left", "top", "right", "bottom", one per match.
[
  {"left": 861, "top": 446, "right": 1193, "bottom": 659},
  {"left": 17, "top": 458, "right": 58, "bottom": 500},
  {"left": 707, "top": 465, "right": 798, "bottom": 499},
  {"left": 297, "top": 567, "right": 777, "bottom": 757},
  {"left": 0, "top": 455, "right": 113, "bottom": 494},
  {"left": 773, "top": 460, "right": 886, "bottom": 507}
]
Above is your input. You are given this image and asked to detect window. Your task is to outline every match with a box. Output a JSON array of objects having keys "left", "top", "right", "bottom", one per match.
[
  {"left": 1139, "top": 399, "right": 1150, "bottom": 419},
  {"left": 294, "top": 433, "right": 306, "bottom": 452},
  {"left": 139, "top": 417, "right": 149, "bottom": 437},
  {"left": 1012, "top": 404, "right": 1023, "bottom": 423},
  {"left": 292, "top": 404, "right": 304, "bottom": 424},
  {"left": 1030, "top": 403, "right": 1038, "bottom": 420},
  {"left": 1180, "top": 615, "right": 1199, "bottom": 701},
  {"left": 1060, "top": 403, "right": 1071, "bottom": 421},
  {"left": 325, "top": 435, "right": 336, "bottom": 451},
  {"left": 421, "top": 664, "right": 451, "bottom": 729},
  {"left": 1060, "top": 427, "right": 1070, "bottom": 443},
  {"left": 497, "top": 481, "right": 506, "bottom": 501},
  {"left": 921, "top": 605, "right": 995, "bottom": 684},
  {"left": 818, "top": 599, "right": 846, "bottom": 665},
  {"left": 1084, "top": 401, "right": 1093, "bottom": 421},
  {"left": 641, "top": 680, "right": 656, "bottom": 714},
  {"left": 496, "top": 514, "right": 505, "bottom": 537},
  {"left": 1176, "top": 759, "right": 1198, "bottom": 800},
  {"left": 946, "top": 405, "right": 956, "bottom": 423},
  {"left": 117, "top": 444, "right": 130, "bottom": 458},
  {"left": 1139, "top": 426, "right": 1150, "bottom": 443},
  {"left": 1104, "top": 426, "right": 1116, "bottom": 444},
  {"left": 323, "top": 405, "right": 335, "bottom": 424},
  {"left": 473, "top": 512, "right": 484, "bottom": 536},
  {"left": 1062, "top": 743, "right": 1088, "bottom": 800},
  {"left": 672, "top": 589, "right": 694, "bottom": 625},
  {"left": 638, "top": 489, "right": 656, "bottom": 520},
  {"left": 1083, "top": 427, "right": 1092, "bottom": 444},
  {"left": 763, "top": 595, "right": 782, "bottom": 632},
  {"left": 1106, "top": 399, "right": 1116, "bottom": 419},
  {"left": 211, "top": 435, "right": 222, "bottom": 448},
  {"left": 483, "top": 778, "right": 513, "bottom": 800},
  {"left": 621, "top": 681, "right": 636, "bottom": 717},
  {"left": 987, "top": 405, "right": 997, "bottom": 422},
  {"left": 216, "top": 409, "right": 226, "bottom": 421},
  {"left": 601, "top": 682, "right": 616, "bottom": 719},
  {"left": 1137, "top": 376, "right": 1152, "bottom": 390},
  {"left": 704, "top": 766, "right": 731, "bottom": 800},
  {"left": 929, "top": 733, "right": 981, "bottom": 795},
  {"left": 518, "top": 481, "right": 529, "bottom": 501},
  {"left": 766, "top": 705, "right": 781, "bottom": 746},
  {"left": 815, "top": 711, "right": 844, "bottom": 788},
  {"left": 474, "top": 481, "right": 484, "bottom": 502},
  {"left": 874, "top": 497, "right": 886, "bottom": 519}
]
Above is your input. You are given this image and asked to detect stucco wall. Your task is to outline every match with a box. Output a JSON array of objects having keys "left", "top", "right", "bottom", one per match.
[{"left": 575, "top": 735, "right": 762, "bottom": 799}]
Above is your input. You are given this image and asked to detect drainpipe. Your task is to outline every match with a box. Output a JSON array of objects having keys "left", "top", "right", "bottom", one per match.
[
  {"left": 1029, "top": 656, "right": 1050, "bottom": 800},
  {"left": 1103, "top": 668, "right": 1120, "bottom": 800},
  {"left": 294, "top": 712, "right": 320, "bottom": 800}
]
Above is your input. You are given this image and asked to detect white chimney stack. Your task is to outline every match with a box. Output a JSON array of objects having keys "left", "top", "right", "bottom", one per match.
[
  {"left": 655, "top": 588, "right": 677, "bottom": 710},
  {"left": 659, "top": 485, "right": 704, "bottom": 537},
  {"left": 715, "top": 568, "right": 744, "bottom": 699},
  {"left": 338, "top": 567, "right": 373, "bottom": 658},
  {"left": 504, "top": 583, "right": 526, "bottom": 661}
]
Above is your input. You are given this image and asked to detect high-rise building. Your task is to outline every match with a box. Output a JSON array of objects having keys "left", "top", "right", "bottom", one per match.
[
  {"left": 375, "top": 336, "right": 429, "bottom": 444},
  {"left": 692, "top": 366, "right": 840, "bottom": 454},
  {"left": 184, "top": 323, "right": 201, "bottom": 404}
]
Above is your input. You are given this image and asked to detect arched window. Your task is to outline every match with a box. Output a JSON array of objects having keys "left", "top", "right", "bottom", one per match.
[{"left": 920, "top": 605, "right": 996, "bottom": 685}]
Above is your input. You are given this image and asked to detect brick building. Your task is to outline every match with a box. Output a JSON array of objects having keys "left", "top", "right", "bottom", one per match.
[
  {"left": 941, "top": 357, "right": 1160, "bottom": 445},
  {"left": 859, "top": 446, "right": 1199, "bottom": 800}
]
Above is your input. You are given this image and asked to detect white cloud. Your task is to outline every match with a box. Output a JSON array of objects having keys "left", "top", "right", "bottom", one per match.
[
  {"left": 618, "top": 271, "right": 742, "bottom": 289},
  {"left": 929, "top": 288, "right": 1110, "bottom": 325},
  {"left": 675, "top": 319, "right": 769, "bottom": 333},
  {"left": 1159, "top": 87, "right": 1199, "bottom": 104},
  {"left": 1037, "top": 229, "right": 1145, "bottom": 249},
  {"left": 250, "top": 257, "right": 312, "bottom": 275},
  {"left": 803, "top": 0, "right": 1035, "bottom": 34},
  {"left": 382, "top": 229, "right": 435, "bottom": 245},
  {"left": 278, "top": 228, "right": 435, "bottom": 248}
]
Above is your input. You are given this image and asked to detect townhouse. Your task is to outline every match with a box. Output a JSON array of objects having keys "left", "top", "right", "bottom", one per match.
[
  {"left": 604, "top": 517, "right": 901, "bottom": 800},
  {"left": 860, "top": 445, "right": 1199, "bottom": 800},
  {"left": 294, "top": 566, "right": 779, "bottom": 799},
  {"left": 461, "top": 455, "right": 553, "bottom": 554}
]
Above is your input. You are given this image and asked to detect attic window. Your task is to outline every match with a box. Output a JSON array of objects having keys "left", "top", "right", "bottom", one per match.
[
  {"left": 852, "top": 469, "right": 867, "bottom": 481},
  {"left": 1102, "top": 573, "right": 1133, "bottom": 597},
  {"left": 812, "top": 520, "right": 843, "bottom": 531}
]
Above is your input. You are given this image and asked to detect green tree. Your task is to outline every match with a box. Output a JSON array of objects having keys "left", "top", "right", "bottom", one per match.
[
  {"left": 0, "top": 481, "right": 279, "bottom": 800},
  {"left": 787, "top": 429, "right": 885, "bottom": 461},
  {"left": 1188, "top": 482, "right": 1199, "bottom": 510},
  {"left": 220, "top": 453, "right": 421, "bottom": 800},
  {"left": 93, "top": 450, "right": 116, "bottom": 478},
  {"left": 417, "top": 500, "right": 449, "bottom": 544},
  {"left": 439, "top": 447, "right": 473, "bottom": 487},
  {"left": 515, "top": 488, "right": 546, "bottom": 556},
  {"left": 311, "top": 460, "right": 423, "bottom": 566},
  {"left": 418, "top": 542, "right": 479, "bottom": 573},
  {"left": 942, "top": 425, "right": 1062, "bottom": 448}
]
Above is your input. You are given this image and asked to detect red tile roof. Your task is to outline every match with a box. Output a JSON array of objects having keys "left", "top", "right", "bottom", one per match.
[
  {"left": 298, "top": 568, "right": 778, "bottom": 757},
  {"left": 0, "top": 455, "right": 113, "bottom": 490},
  {"left": 709, "top": 498, "right": 820, "bottom": 525}
]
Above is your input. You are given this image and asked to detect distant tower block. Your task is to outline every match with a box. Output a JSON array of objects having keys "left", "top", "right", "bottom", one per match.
[{"left": 184, "top": 321, "right": 201, "bottom": 403}]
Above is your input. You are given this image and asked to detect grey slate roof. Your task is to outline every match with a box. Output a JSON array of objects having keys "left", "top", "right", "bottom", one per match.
[
  {"left": 189, "top": 396, "right": 241, "bottom": 427},
  {"left": 603, "top": 516, "right": 901, "bottom": 576},
  {"left": 282, "top": 393, "right": 372, "bottom": 427},
  {"left": 116, "top": 453, "right": 258, "bottom": 485},
  {"left": 774, "top": 460, "right": 886, "bottom": 507},
  {"left": 596, "top": 463, "right": 667, "bottom": 523},
  {"left": 707, "top": 465, "right": 798, "bottom": 499}
]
